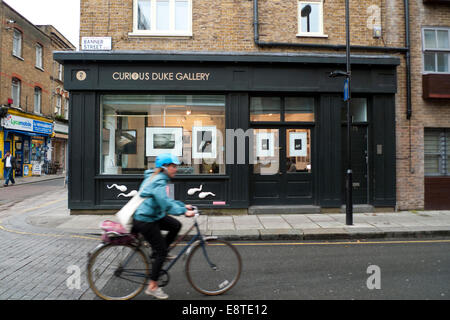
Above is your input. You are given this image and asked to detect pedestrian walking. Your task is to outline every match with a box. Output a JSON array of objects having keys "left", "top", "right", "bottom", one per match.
[{"left": 2, "top": 151, "right": 16, "bottom": 187}]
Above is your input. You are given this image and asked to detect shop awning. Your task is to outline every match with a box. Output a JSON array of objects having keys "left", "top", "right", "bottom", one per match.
[{"left": 3, "top": 129, "right": 50, "bottom": 139}]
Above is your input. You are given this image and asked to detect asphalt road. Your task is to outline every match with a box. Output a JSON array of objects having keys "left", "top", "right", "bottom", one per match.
[{"left": 98, "top": 239, "right": 450, "bottom": 300}]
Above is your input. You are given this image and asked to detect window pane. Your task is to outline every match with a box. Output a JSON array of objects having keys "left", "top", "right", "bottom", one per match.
[
  {"left": 11, "top": 79, "right": 20, "bottom": 107},
  {"left": 156, "top": 0, "right": 170, "bottom": 30},
  {"left": 34, "top": 88, "right": 41, "bottom": 113},
  {"left": 250, "top": 97, "right": 281, "bottom": 121},
  {"left": 175, "top": 0, "right": 189, "bottom": 31},
  {"left": 437, "top": 53, "right": 449, "bottom": 72},
  {"left": 425, "top": 155, "right": 440, "bottom": 175},
  {"left": 36, "top": 45, "right": 42, "bottom": 68},
  {"left": 100, "top": 95, "right": 226, "bottom": 175},
  {"left": 424, "top": 30, "right": 436, "bottom": 49},
  {"left": 341, "top": 98, "right": 368, "bottom": 122},
  {"left": 286, "top": 129, "right": 311, "bottom": 173},
  {"left": 285, "top": 97, "right": 315, "bottom": 122},
  {"left": 13, "top": 29, "right": 22, "bottom": 56},
  {"left": 300, "top": 3, "right": 321, "bottom": 33},
  {"left": 253, "top": 129, "right": 279, "bottom": 175},
  {"left": 424, "top": 52, "right": 436, "bottom": 72},
  {"left": 137, "top": 0, "right": 151, "bottom": 30},
  {"left": 424, "top": 130, "right": 440, "bottom": 154},
  {"left": 437, "top": 30, "right": 449, "bottom": 49}
]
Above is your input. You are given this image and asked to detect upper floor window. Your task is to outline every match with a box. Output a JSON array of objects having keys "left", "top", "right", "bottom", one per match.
[
  {"left": 64, "top": 98, "right": 69, "bottom": 120},
  {"left": 298, "top": 1, "right": 326, "bottom": 37},
  {"left": 55, "top": 95, "right": 62, "bottom": 116},
  {"left": 132, "top": 0, "right": 192, "bottom": 36},
  {"left": 423, "top": 28, "right": 450, "bottom": 73},
  {"left": 11, "top": 78, "right": 21, "bottom": 107},
  {"left": 58, "top": 63, "right": 63, "bottom": 81},
  {"left": 34, "top": 87, "right": 42, "bottom": 114},
  {"left": 36, "top": 44, "right": 43, "bottom": 69},
  {"left": 13, "top": 29, "right": 23, "bottom": 58}
]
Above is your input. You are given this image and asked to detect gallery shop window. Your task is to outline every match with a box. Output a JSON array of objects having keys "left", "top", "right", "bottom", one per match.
[
  {"left": 250, "top": 97, "right": 315, "bottom": 122},
  {"left": 34, "top": 87, "right": 42, "bottom": 114},
  {"left": 423, "top": 28, "right": 450, "bottom": 73},
  {"left": 425, "top": 129, "right": 450, "bottom": 176},
  {"left": 132, "top": 0, "right": 192, "bottom": 36},
  {"left": 298, "top": 1, "right": 326, "bottom": 37},
  {"left": 100, "top": 95, "right": 226, "bottom": 175},
  {"left": 11, "top": 78, "right": 21, "bottom": 107},
  {"left": 13, "top": 28, "right": 23, "bottom": 58}
]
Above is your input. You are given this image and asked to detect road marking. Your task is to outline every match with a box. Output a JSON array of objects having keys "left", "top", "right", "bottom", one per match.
[
  {"left": 21, "top": 198, "right": 67, "bottom": 213},
  {"left": 231, "top": 239, "right": 450, "bottom": 246}
]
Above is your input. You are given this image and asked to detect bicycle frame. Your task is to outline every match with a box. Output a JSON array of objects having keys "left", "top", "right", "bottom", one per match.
[{"left": 118, "top": 213, "right": 216, "bottom": 281}]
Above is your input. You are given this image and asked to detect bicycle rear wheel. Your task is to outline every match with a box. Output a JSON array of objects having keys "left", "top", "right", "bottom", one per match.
[
  {"left": 87, "top": 244, "right": 149, "bottom": 300},
  {"left": 185, "top": 239, "right": 242, "bottom": 295}
]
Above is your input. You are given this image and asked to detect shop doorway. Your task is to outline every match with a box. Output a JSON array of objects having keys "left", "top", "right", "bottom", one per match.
[
  {"left": 251, "top": 128, "right": 314, "bottom": 205},
  {"left": 342, "top": 125, "right": 369, "bottom": 204}
]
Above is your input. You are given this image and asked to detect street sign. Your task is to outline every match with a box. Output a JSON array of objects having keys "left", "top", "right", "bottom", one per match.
[{"left": 343, "top": 79, "right": 349, "bottom": 101}]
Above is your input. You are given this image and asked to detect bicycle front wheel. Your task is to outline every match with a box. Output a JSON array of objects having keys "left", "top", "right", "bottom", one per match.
[
  {"left": 186, "top": 239, "right": 242, "bottom": 295},
  {"left": 87, "top": 244, "right": 149, "bottom": 300}
]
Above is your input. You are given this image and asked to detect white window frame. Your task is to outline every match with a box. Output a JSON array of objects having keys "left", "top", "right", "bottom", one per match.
[
  {"left": 297, "top": 1, "right": 327, "bottom": 38},
  {"left": 64, "top": 98, "right": 69, "bottom": 120},
  {"left": 13, "top": 29, "right": 23, "bottom": 58},
  {"left": 55, "top": 95, "right": 62, "bottom": 116},
  {"left": 11, "top": 78, "right": 21, "bottom": 107},
  {"left": 130, "top": 0, "right": 192, "bottom": 37},
  {"left": 422, "top": 27, "right": 450, "bottom": 75},
  {"left": 36, "top": 44, "right": 43, "bottom": 69},
  {"left": 34, "top": 87, "right": 42, "bottom": 114},
  {"left": 58, "top": 63, "right": 63, "bottom": 81}
]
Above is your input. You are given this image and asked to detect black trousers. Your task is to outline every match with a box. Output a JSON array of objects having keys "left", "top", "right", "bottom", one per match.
[{"left": 132, "top": 216, "right": 182, "bottom": 281}]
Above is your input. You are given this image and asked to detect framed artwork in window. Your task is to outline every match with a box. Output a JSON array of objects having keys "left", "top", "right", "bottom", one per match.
[
  {"left": 146, "top": 127, "right": 183, "bottom": 157},
  {"left": 192, "top": 126, "right": 217, "bottom": 159}
]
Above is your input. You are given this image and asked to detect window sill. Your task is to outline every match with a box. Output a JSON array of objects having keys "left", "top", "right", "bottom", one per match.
[
  {"left": 128, "top": 31, "right": 193, "bottom": 38},
  {"left": 35, "top": 66, "right": 44, "bottom": 72},
  {"left": 296, "top": 34, "right": 329, "bottom": 38},
  {"left": 12, "top": 54, "right": 24, "bottom": 61}
]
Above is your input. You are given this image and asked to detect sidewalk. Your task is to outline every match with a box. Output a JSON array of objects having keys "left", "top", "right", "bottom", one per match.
[
  {"left": 1, "top": 173, "right": 66, "bottom": 188},
  {"left": 29, "top": 206, "right": 450, "bottom": 241}
]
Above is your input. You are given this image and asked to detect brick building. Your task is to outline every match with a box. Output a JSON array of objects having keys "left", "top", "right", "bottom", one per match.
[
  {"left": 0, "top": 1, "right": 75, "bottom": 180},
  {"left": 55, "top": 0, "right": 449, "bottom": 214}
]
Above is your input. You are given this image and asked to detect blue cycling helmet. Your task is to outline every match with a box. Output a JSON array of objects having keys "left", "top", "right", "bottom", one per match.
[{"left": 155, "top": 153, "right": 180, "bottom": 168}]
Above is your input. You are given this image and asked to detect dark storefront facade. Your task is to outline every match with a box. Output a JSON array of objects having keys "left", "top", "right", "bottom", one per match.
[{"left": 55, "top": 52, "right": 398, "bottom": 214}]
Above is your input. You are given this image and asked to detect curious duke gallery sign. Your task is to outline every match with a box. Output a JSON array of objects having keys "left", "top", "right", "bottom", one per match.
[{"left": 111, "top": 71, "right": 211, "bottom": 81}]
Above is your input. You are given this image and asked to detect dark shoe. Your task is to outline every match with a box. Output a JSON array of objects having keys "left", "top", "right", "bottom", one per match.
[{"left": 3, "top": 184, "right": 8, "bottom": 187}]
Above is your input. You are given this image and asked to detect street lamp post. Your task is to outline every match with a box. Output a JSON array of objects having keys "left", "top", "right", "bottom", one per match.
[
  {"left": 330, "top": 0, "right": 353, "bottom": 225},
  {"left": 344, "top": 0, "right": 353, "bottom": 226}
]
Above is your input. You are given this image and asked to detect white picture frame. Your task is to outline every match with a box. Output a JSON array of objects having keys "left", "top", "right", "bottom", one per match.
[
  {"left": 256, "top": 132, "right": 275, "bottom": 157},
  {"left": 146, "top": 127, "right": 183, "bottom": 157},
  {"left": 289, "top": 132, "right": 307, "bottom": 157},
  {"left": 192, "top": 126, "right": 217, "bottom": 159}
]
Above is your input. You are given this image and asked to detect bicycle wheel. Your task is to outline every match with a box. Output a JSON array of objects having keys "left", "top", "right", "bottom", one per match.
[
  {"left": 87, "top": 244, "right": 149, "bottom": 300},
  {"left": 185, "top": 239, "right": 242, "bottom": 295}
]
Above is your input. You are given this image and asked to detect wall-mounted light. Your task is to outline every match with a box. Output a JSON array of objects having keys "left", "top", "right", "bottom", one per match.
[{"left": 6, "top": 19, "right": 16, "bottom": 24}]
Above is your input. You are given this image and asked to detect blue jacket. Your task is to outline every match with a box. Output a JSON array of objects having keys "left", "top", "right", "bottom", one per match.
[{"left": 134, "top": 170, "right": 187, "bottom": 223}]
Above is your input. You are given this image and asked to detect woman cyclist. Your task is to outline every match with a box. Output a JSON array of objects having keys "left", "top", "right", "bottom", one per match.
[{"left": 132, "top": 153, "right": 195, "bottom": 299}]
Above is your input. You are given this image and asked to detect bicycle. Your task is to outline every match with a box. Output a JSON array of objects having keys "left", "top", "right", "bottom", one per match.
[{"left": 87, "top": 207, "right": 242, "bottom": 300}]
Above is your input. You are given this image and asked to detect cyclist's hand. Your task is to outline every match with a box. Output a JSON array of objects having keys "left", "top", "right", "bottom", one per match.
[
  {"left": 185, "top": 210, "right": 195, "bottom": 217},
  {"left": 185, "top": 204, "right": 193, "bottom": 210}
]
